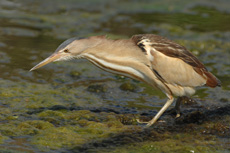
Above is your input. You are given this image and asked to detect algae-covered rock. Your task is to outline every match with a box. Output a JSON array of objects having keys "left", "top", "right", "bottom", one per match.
[
  {"left": 0, "top": 133, "right": 8, "bottom": 144},
  {"left": 38, "top": 110, "right": 65, "bottom": 119},
  {"left": 0, "top": 121, "right": 22, "bottom": 136},
  {"left": 31, "top": 126, "right": 86, "bottom": 150},
  {"left": 37, "top": 110, "right": 66, "bottom": 125},
  {"left": 119, "top": 82, "right": 138, "bottom": 92},
  {"left": 87, "top": 84, "right": 107, "bottom": 93},
  {"left": 18, "top": 120, "right": 54, "bottom": 135},
  {"left": 70, "top": 71, "right": 81, "bottom": 78},
  {"left": 66, "top": 110, "right": 96, "bottom": 121},
  {"left": 118, "top": 114, "right": 137, "bottom": 125}
]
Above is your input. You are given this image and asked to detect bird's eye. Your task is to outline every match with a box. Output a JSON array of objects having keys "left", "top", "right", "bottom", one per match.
[{"left": 63, "top": 49, "right": 69, "bottom": 53}]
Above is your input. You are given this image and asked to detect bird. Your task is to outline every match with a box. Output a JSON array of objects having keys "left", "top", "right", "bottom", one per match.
[{"left": 30, "top": 34, "right": 221, "bottom": 127}]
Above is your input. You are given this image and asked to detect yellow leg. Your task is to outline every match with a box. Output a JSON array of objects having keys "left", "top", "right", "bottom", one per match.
[{"left": 146, "top": 96, "right": 174, "bottom": 127}]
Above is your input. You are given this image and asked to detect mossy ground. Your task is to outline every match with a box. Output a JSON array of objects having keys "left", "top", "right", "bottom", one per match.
[{"left": 0, "top": 78, "right": 229, "bottom": 152}]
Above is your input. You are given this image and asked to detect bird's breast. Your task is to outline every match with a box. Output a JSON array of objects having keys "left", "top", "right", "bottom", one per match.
[{"left": 82, "top": 53, "right": 147, "bottom": 82}]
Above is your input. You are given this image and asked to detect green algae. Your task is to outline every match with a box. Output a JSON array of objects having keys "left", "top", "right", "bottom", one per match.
[
  {"left": 27, "top": 110, "right": 131, "bottom": 150},
  {"left": 69, "top": 70, "right": 81, "bottom": 78},
  {"left": 38, "top": 110, "right": 65, "bottom": 119},
  {"left": 31, "top": 126, "right": 86, "bottom": 149},
  {"left": 87, "top": 84, "right": 107, "bottom": 93},
  {"left": 139, "top": 82, "right": 166, "bottom": 99},
  {"left": 0, "top": 79, "right": 103, "bottom": 111},
  {"left": 0, "top": 121, "right": 23, "bottom": 137},
  {"left": 120, "top": 82, "right": 138, "bottom": 92},
  {"left": 0, "top": 108, "right": 132, "bottom": 150},
  {"left": 0, "top": 82, "right": 62, "bottom": 111},
  {"left": 0, "top": 133, "right": 8, "bottom": 144},
  {"left": 195, "top": 88, "right": 209, "bottom": 99},
  {"left": 18, "top": 120, "right": 54, "bottom": 135},
  {"left": 110, "top": 138, "right": 224, "bottom": 153}
]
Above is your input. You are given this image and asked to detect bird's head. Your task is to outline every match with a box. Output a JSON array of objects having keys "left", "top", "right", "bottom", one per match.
[{"left": 30, "top": 35, "right": 105, "bottom": 71}]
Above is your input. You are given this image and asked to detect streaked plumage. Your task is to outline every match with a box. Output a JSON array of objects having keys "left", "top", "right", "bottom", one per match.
[{"left": 30, "top": 34, "right": 221, "bottom": 127}]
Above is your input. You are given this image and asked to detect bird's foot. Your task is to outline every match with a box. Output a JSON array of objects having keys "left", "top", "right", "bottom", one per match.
[
  {"left": 146, "top": 121, "right": 155, "bottom": 127},
  {"left": 168, "top": 108, "right": 181, "bottom": 117},
  {"left": 136, "top": 118, "right": 157, "bottom": 127},
  {"left": 136, "top": 119, "right": 149, "bottom": 124}
]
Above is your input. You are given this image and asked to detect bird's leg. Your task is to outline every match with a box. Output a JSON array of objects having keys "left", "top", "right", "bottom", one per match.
[
  {"left": 175, "top": 96, "right": 184, "bottom": 118},
  {"left": 146, "top": 96, "right": 174, "bottom": 127},
  {"left": 175, "top": 96, "right": 195, "bottom": 118}
]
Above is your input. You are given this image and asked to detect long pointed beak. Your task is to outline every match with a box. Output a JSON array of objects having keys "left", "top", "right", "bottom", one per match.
[{"left": 30, "top": 52, "right": 61, "bottom": 71}]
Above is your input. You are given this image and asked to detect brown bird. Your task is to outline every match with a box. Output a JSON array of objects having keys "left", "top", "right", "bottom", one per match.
[{"left": 30, "top": 34, "right": 221, "bottom": 127}]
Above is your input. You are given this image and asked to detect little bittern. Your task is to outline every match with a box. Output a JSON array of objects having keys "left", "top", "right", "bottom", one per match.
[{"left": 30, "top": 34, "right": 221, "bottom": 127}]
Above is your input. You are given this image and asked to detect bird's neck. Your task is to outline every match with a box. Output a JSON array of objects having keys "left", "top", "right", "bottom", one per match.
[{"left": 82, "top": 38, "right": 137, "bottom": 57}]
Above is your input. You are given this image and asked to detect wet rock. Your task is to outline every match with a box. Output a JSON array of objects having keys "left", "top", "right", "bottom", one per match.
[{"left": 175, "top": 111, "right": 206, "bottom": 124}]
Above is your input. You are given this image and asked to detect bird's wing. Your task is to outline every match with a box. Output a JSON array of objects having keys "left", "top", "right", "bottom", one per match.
[{"left": 132, "top": 34, "right": 220, "bottom": 87}]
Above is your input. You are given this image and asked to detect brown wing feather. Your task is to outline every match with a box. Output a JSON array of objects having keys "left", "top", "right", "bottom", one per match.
[{"left": 132, "top": 34, "right": 221, "bottom": 88}]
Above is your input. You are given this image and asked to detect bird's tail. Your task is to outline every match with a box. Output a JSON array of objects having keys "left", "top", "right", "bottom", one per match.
[{"left": 204, "top": 71, "right": 221, "bottom": 88}]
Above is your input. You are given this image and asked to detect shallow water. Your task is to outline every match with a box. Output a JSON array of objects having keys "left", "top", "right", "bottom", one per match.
[{"left": 0, "top": 0, "right": 230, "bottom": 153}]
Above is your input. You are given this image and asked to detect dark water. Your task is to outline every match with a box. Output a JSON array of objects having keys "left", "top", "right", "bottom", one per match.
[{"left": 0, "top": 0, "right": 230, "bottom": 152}]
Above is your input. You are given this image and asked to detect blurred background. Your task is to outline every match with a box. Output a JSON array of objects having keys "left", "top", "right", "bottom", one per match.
[{"left": 0, "top": 0, "right": 229, "bottom": 153}]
